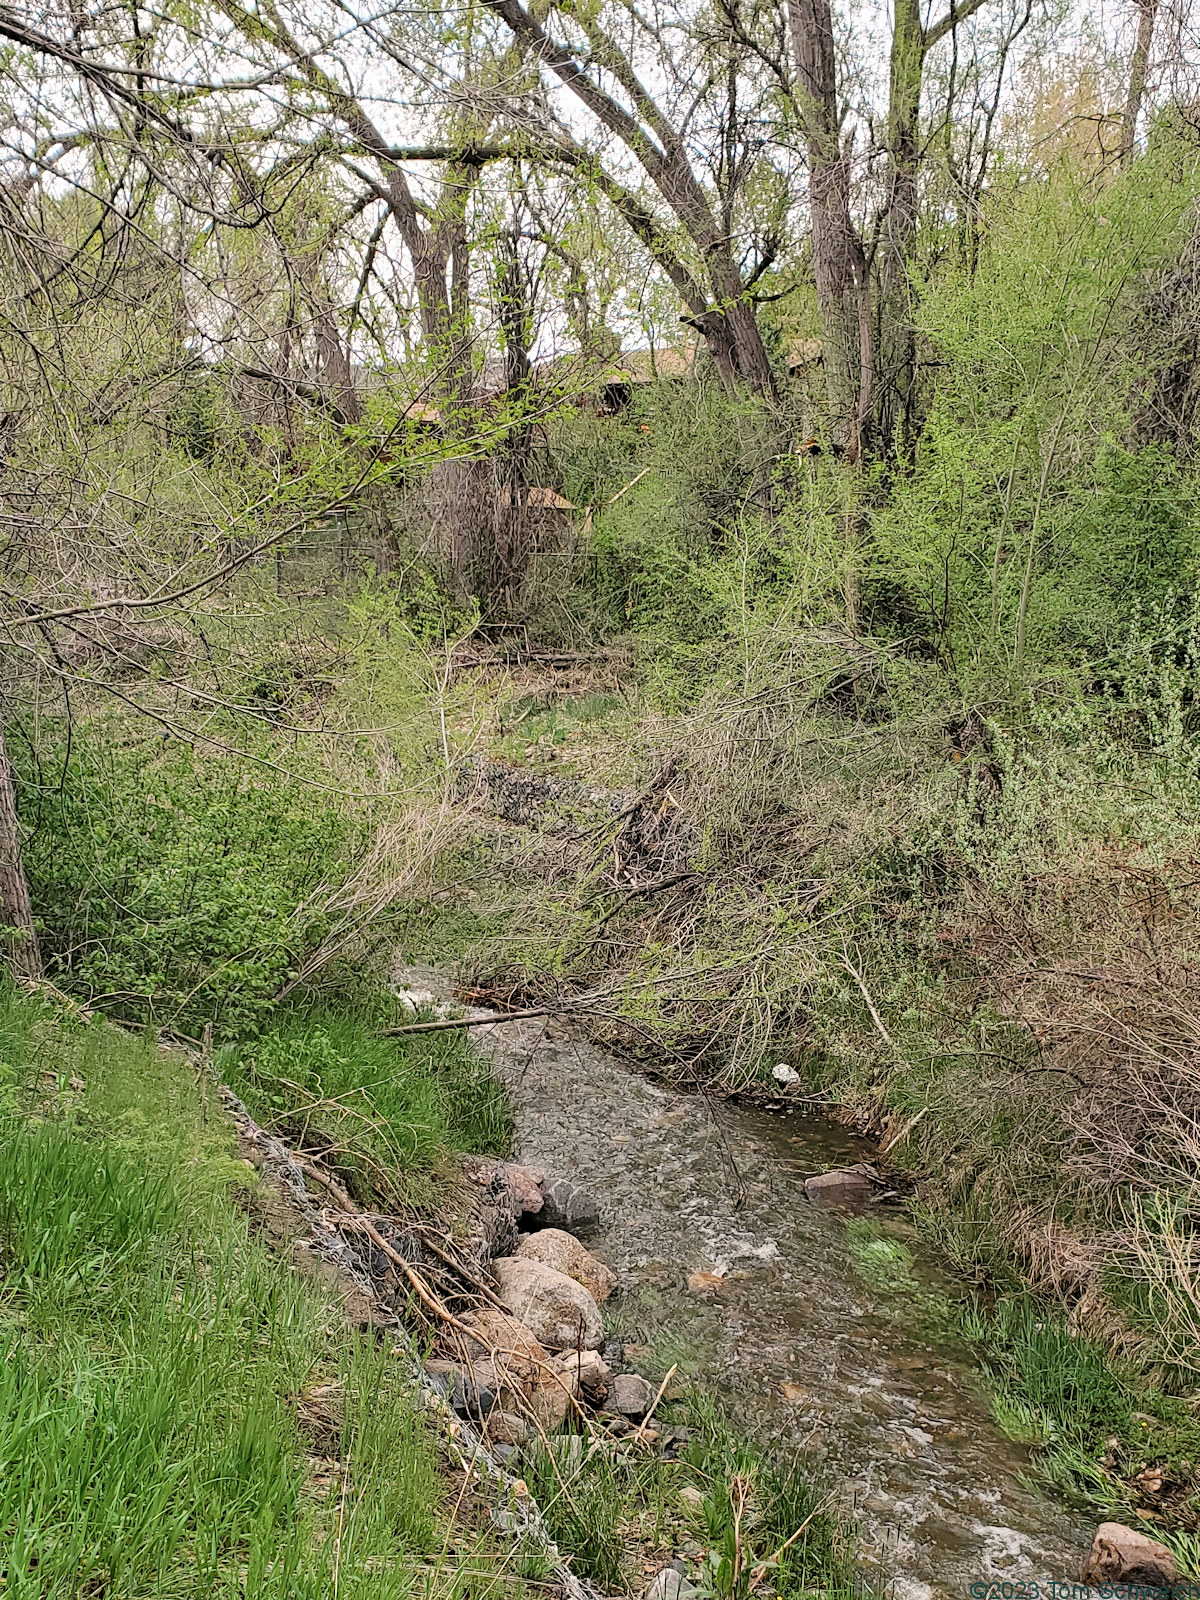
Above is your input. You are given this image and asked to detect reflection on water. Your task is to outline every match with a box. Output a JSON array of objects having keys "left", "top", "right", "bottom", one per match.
[{"left": 480, "top": 1016, "right": 1089, "bottom": 1600}]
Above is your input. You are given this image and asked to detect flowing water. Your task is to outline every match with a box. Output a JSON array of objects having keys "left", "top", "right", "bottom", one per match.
[{"left": 399, "top": 970, "right": 1089, "bottom": 1600}]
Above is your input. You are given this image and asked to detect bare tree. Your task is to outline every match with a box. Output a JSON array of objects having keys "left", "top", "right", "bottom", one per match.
[
  {"left": 482, "top": 0, "right": 779, "bottom": 396},
  {"left": 788, "top": 0, "right": 871, "bottom": 459}
]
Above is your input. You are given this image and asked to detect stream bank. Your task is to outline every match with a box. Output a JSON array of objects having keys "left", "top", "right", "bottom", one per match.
[{"left": 395, "top": 966, "right": 1090, "bottom": 1600}]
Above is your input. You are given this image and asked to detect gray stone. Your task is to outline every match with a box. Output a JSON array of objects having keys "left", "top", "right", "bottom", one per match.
[
  {"left": 451, "top": 1376, "right": 497, "bottom": 1421},
  {"left": 550, "top": 1434, "right": 585, "bottom": 1473},
  {"left": 541, "top": 1178, "right": 601, "bottom": 1231},
  {"left": 804, "top": 1163, "right": 879, "bottom": 1204},
  {"left": 609, "top": 1371, "right": 655, "bottom": 1418},
  {"left": 491, "top": 1255, "right": 604, "bottom": 1351},
  {"left": 645, "top": 1569, "right": 698, "bottom": 1600},
  {"left": 1081, "top": 1523, "right": 1180, "bottom": 1588}
]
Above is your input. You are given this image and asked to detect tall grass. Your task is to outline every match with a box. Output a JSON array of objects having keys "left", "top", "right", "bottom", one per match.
[
  {"left": 0, "top": 984, "right": 504, "bottom": 1599},
  {"left": 523, "top": 1391, "right": 853, "bottom": 1597},
  {"left": 218, "top": 1006, "right": 512, "bottom": 1207}
]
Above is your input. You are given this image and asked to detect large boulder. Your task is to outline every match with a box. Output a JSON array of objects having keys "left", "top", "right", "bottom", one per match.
[
  {"left": 491, "top": 1256, "right": 604, "bottom": 1351},
  {"left": 1081, "top": 1523, "right": 1180, "bottom": 1588},
  {"left": 457, "top": 1305, "right": 579, "bottom": 1429},
  {"left": 804, "top": 1163, "right": 878, "bottom": 1204},
  {"left": 516, "top": 1229, "right": 617, "bottom": 1302}
]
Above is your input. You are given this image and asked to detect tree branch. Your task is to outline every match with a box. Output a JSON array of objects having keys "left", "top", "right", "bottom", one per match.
[{"left": 922, "top": 0, "right": 992, "bottom": 52}]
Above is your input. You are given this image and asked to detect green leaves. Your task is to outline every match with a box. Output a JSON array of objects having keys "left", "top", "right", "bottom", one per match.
[{"left": 19, "top": 723, "right": 355, "bottom": 1038}]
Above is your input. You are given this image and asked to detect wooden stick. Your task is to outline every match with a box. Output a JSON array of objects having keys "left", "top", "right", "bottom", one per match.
[{"left": 631, "top": 1363, "right": 678, "bottom": 1444}]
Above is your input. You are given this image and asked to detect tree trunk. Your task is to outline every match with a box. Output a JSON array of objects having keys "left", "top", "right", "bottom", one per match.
[
  {"left": 484, "top": 230, "right": 536, "bottom": 619},
  {"left": 789, "top": 0, "right": 872, "bottom": 458},
  {"left": 0, "top": 726, "right": 40, "bottom": 982},
  {"left": 873, "top": 0, "right": 994, "bottom": 450},
  {"left": 874, "top": 0, "right": 923, "bottom": 453},
  {"left": 1120, "top": 0, "right": 1157, "bottom": 168}
]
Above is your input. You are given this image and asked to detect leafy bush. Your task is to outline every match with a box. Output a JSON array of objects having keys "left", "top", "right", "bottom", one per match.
[{"left": 17, "top": 720, "right": 359, "bottom": 1038}]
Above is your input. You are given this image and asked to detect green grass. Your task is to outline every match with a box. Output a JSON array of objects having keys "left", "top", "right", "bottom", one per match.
[
  {"left": 523, "top": 1391, "right": 854, "bottom": 1598},
  {"left": 218, "top": 1005, "right": 513, "bottom": 1209},
  {"left": 493, "top": 692, "right": 627, "bottom": 765},
  {"left": 961, "top": 1293, "right": 1200, "bottom": 1524},
  {"left": 0, "top": 982, "right": 516, "bottom": 1599}
]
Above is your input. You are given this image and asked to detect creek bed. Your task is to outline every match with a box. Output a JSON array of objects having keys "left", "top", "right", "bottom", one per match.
[{"left": 483, "top": 1016, "right": 1089, "bottom": 1600}]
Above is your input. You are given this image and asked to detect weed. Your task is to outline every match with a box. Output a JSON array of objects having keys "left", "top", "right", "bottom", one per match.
[
  {"left": 524, "top": 1390, "right": 854, "bottom": 1597},
  {"left": 19, "top": 721, "right": 360, "bottom": 1038},
  {"left": 218, "top": 1006, "right": 512, "bottom": 1208}
]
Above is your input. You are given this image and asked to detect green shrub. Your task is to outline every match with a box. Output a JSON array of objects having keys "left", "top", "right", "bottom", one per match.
[{"left": 17, "top": 721, "right": 358, "bottom": 1038}]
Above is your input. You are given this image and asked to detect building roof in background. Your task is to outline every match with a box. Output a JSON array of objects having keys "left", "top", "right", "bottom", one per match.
[
  {"left": 599, "top": 346, "right": 697, "bottom": 384},
  {"left": 787, "top": 337, "right": 823, "bottom": 368},
  {"left": 497, "top": 486, "right": 576, "bottom": 510},
  {"left": 532, "top": 345, "right": 697, "bottom": 392}
]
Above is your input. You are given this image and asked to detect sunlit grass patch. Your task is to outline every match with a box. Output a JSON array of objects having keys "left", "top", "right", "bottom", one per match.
[{"left": 218, "top": 1005, "right": 512, "bottom": 1210}]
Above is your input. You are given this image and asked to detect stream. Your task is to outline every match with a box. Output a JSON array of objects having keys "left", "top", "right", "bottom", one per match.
[{"left": 401, "top": 970, "right": 1090, "bottom": 1600}]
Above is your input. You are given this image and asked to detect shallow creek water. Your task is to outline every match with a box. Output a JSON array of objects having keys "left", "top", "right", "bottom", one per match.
[{"left": 400, "top": 971, "right": 1089, "bottom": 1600}]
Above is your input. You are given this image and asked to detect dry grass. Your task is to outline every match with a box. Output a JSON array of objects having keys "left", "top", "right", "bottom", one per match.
[{"left": 436, "top": 636, "right": 1200, "bottom": 1382}]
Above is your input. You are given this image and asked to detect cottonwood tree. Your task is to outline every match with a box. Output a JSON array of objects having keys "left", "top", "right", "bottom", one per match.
[
  {"left": 480, "top": 0, "right": 786, "bottom": 396},
  {"left": 1121, "top": 0, "right": 1160, "bottom": 165}
]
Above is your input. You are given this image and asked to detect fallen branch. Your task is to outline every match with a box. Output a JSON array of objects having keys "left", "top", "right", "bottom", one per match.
[
  {"left": 380, "top": 995, "right": 607, "bottom": 1036},
  {"left": 838, "top": 941, "right": 894, "bottom": 1053},
  {"left": 340, "top": 1214, "right": 477, "bottom": 1333},
  {"left": 380, "top": 961, "right": 731, "bottom": 1036},
  {"left": 589, "top": 871, "right": 700, "bottom": 934}
]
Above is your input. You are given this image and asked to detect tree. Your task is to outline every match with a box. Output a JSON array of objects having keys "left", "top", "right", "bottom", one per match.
[
  {"left": 1120, "top": 0, "right": 1159, "bottom": 167},
  {"left": 788, "top": 0, "right": 871, "bottom": 460},
  {"left": 481, "top": 0, "right": 780, "bottom": 396},
  {"left": 0, "top": 727, "right": 41, "bottom": 982},
  {"left": 874, "top": 0, "right": 995, "bottom": 451}
]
